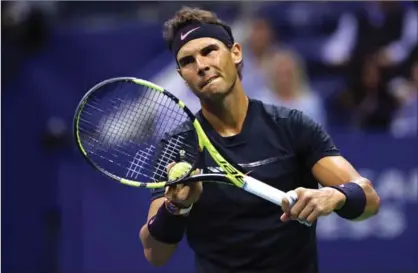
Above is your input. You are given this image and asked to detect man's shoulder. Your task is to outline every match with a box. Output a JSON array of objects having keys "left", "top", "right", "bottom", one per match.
[{"left": 250, "top": 98, "right": 302, "bottom": 124}]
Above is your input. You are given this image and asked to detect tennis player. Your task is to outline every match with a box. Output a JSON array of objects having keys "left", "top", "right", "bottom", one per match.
[{"left": 139, "top": 7, "right": 381, "bottom": 273}]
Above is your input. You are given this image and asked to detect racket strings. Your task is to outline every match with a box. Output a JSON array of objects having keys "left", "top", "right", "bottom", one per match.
[
  {"left": 79, "top": 93, "right": 151, "bottom": 163},
  {"left": 150, "top": 134, "right": 196, "bottom": 180},
  {"left": 123, "top": 134, "right": 197, "bottom": 182},
  {"left": 77, "top": 80, "right": 198, "bottom": 182}
]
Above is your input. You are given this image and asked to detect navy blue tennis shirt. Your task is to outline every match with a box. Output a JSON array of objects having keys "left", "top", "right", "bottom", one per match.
[{"left": 151, "top": 98, "right": 341, "bottom": 273}]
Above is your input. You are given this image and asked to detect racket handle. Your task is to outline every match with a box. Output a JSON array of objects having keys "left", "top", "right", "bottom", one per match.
[
  {"left": 242, "top": 176, "right": 297, "bottom": 207},
  {"left": 243, "top": 176, "right": 311, "bottom": 226}
]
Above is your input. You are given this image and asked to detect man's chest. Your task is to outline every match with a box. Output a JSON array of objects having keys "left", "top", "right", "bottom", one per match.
[{"left": 195, "top": 130, "right": 301, "bottom": 209}]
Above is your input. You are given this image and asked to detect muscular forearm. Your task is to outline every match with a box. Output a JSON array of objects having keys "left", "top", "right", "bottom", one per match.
[
  {"left": 352, "top": 178, "right": 380, "bottom": 221},
  {"left": 139, "top": 198, "right": 191, "bottom": 266},
  {"left": 139, "top": 224, "right": 178, "bottom": 266}
]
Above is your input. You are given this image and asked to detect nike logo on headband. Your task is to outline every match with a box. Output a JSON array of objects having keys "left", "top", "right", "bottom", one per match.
[{"left": 180, "top": 27, "right": 200, "bottom": 40}]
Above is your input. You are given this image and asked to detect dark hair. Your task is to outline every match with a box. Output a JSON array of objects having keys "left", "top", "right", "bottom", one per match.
[{"left": 163, "top": 6, "right": 243, "bottom": 79}]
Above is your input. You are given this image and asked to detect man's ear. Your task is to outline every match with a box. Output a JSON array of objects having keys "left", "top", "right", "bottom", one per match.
[
  {"left": 230, "top": 43, "right": 243, "bottom": 65},
  {"left": 176, "top": 68, "right": 189, "bottom": 87}
]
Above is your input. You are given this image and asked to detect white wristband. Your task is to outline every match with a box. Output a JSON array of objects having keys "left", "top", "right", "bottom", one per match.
[{"left": 165, "top": 199, "right": 193, "bottom": 215}]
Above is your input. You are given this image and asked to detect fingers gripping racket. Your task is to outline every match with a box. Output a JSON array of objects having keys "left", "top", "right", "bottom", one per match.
[{"left": 73, "top": 77, "right": 298, "bottom": 208}]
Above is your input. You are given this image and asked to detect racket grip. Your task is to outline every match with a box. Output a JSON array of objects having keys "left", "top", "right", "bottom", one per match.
[
  {"left": 242, "top": 176, "right": 297, "bottom": 207},
  {"left": 243, "top": 177, "right": 311, "bottom": 227}
]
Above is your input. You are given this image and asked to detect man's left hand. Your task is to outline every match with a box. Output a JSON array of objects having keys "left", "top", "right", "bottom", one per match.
[{"left": 281, "top": 187, "right": 347, "bottom": 225}]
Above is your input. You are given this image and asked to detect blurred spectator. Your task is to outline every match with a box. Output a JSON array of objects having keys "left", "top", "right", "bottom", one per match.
[
  {"left": 335, "top": 54, "right": 399, "bottom": 132},
  {"left": 323, "top": 1, "right": 417, "bottom": 78},
  {"left": 321, "top": 10, "right": 358, "bottom": 67},
  {"left": 390, "top": 47, "right": 418, "bottom": 138},
  {"left": 241, "top": 16, "right": 282, "bottom": 101},
  {"left": 261, "top": 50, "right": 327, "bottom": 126},
  {"left": 1, "top": 1, "right": 54, "bottom": 86}
]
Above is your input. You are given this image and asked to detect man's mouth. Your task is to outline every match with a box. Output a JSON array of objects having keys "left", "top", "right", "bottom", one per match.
[{"left": 200, "top": 76, "right": 219, "bottom": 89}]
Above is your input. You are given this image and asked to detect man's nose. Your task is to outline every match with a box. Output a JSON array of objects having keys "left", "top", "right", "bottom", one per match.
[{"left": 196, "top": 56, "right": 210, "bottom": 76}]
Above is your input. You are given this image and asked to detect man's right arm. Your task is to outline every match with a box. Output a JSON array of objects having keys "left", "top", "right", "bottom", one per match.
[
  {"left": 139, "top": 179, "right": 202, "bottom": 266},
  {"left": 138, "top": 134, "right": 187, "bottom": 267},
  {"left": 139, "top": 129, "right": 202, "bottom": 266},
  {"left": 139, "top": 197, "right": 180, "bottom": 267}
]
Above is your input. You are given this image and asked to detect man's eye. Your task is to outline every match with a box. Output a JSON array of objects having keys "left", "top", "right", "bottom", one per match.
[{"left": 179, "top": 57, "right": 194, "bottom": 67}]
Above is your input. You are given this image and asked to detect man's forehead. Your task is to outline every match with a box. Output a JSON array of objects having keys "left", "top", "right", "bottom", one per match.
[{"left": 177, "top": 38, "right": 222, "bottom": 58}]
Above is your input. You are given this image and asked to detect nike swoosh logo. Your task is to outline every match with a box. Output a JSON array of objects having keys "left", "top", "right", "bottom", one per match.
[{"left": 180, "top": 27, "right": 200, "bottom": 40}]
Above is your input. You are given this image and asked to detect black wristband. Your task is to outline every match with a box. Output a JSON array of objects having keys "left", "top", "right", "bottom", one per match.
[
  {"left": 147, "top": 203, "right": 188, "bottom": 244},
  {"left": 330, "top": 182, "right": 367, "bottom": 220}
]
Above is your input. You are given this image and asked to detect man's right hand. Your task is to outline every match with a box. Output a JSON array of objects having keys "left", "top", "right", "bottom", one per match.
[{"left": 164, "top": 163, "right": 203, "bottom": 208}]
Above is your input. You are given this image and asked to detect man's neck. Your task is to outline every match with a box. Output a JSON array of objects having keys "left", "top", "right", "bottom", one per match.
[{"left": 200, "top": 82, "right": 249, "bottom": 137}]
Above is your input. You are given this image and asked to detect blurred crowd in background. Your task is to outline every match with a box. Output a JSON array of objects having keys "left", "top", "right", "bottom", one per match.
[
  {"left": 243, "top": 1, "right": 417, "bottom": 137},
  {"left": 3, "top": 1, "right": 417, "bottom": 138},
  {"left": 2, "top": 0, "right": 417, "bottom": 137}
]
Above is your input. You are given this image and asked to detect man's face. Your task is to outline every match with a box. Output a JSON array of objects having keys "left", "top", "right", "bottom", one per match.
[{"left": 176, "top": 37, "right": 242, "bottom": 101}]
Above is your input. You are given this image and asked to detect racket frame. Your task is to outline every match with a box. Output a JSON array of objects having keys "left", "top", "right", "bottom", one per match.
[
  {"left": 73, "top": 77, "right": 173, "bottom": 188},
  {"left": 73, "top": 77, "right": 299, "bottom": 209}
]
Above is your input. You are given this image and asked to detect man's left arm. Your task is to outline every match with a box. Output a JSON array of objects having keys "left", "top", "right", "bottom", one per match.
[
  {"left": 311, "top": 155, "right": 380, "bottom": 221},
  {"left": 280, "top": 110, "right": 380, "bottom": 225}
]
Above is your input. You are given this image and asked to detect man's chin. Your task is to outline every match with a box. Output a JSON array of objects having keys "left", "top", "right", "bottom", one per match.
[{"left": 198, "top": 89, "right": 229, "bottom": 102}]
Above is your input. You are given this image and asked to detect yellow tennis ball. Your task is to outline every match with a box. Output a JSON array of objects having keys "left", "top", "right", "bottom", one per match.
[{"left": 168, "top": 162, "right": 193, "bottom": 181}]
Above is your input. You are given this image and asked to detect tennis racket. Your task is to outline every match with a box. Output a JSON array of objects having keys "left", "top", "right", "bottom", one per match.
[{"left": 73, "top": 77, "right": 301, "bottom": 210}]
